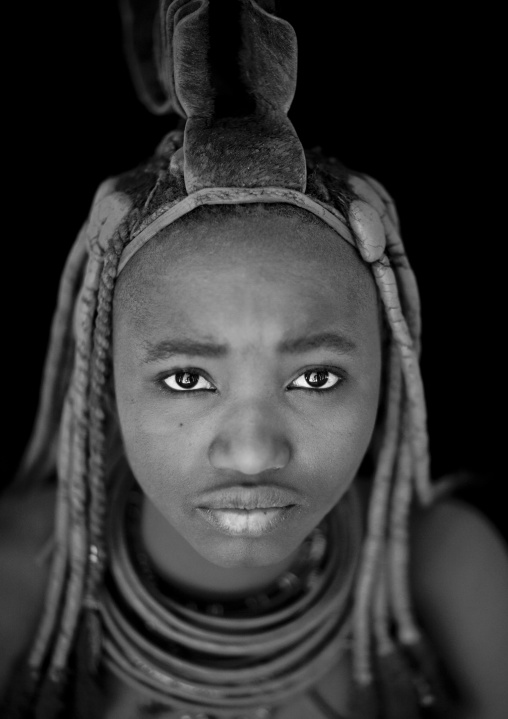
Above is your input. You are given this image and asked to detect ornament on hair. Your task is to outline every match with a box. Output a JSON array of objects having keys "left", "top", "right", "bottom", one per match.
[{"left": 122, "top": 0, "right": 307, "bottom": 192}]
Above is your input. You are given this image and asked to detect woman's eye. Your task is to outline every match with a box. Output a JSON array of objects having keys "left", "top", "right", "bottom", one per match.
[
  {"left": 289, "top": 368, "right": 343, "bottom": 392},
  {"left": 162, "top": 371, "right": 215, "bottom": 392}
]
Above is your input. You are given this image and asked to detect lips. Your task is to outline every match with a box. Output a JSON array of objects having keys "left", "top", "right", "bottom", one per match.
[
  {"left": 196, "top": 485, "right": 302, "bottom": 511},
  {"left": 197, "top": 506, "right": 295, "bottom": 536}
]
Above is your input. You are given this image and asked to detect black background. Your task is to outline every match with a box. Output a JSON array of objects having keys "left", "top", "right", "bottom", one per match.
[{"left": 4, "top": 3, "right": 503, "bottom": 534}]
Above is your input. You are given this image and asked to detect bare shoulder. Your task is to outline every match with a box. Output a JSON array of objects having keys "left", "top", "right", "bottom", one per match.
[
  {"left": 410, "top": 496, "right": 508, "bottom": 719},
  {"left": 0, "top": 485, "right": 56, "bottom": 693}
]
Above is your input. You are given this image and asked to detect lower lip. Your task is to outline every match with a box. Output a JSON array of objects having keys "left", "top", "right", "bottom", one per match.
[{"left": 197, "top": 506, "right": 295, "bottom": 536}]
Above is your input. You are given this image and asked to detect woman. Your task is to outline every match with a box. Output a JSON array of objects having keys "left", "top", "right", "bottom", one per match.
[{"left": 2, "top": 1, "right": 507, "bottom": 717}]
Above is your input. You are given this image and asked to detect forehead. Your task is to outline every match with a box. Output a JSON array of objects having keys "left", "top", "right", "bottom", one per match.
[{"left": 113, "top": 207, "right": 377, "bottom": 341}]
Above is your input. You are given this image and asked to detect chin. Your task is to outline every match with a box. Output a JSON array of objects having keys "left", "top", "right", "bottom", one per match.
[{"left": 193, "top": 533, "right": 295, "bottom": 569}]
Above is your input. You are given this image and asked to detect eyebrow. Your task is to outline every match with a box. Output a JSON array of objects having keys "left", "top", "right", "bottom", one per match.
[{"left": 142, "top": 331, "right": 357, "bottom": 363}]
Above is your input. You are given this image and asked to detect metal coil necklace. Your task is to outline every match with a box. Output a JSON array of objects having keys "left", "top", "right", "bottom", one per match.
[{"left": 99, "top": 478, "right": 362, "bottom": 718}]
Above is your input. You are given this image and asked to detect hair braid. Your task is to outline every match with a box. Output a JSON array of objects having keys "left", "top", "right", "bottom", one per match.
[
  {"left": 372, "top": 548, "right": 394, "bottom": 660},
  {"left": 41, "top": 250, "right": 105, "bottom": 682},
  {"left": 352, "top": 342, "right": 402, "bottom": 684},
  {"left": 371, "top": 257, "right": 432, "bottom": 507},
  {"left": 388, "top": 417, "right": 421, "bottom": 646},
  {"left": 84, "top": 230, "right": 128, "bottom": 666}
]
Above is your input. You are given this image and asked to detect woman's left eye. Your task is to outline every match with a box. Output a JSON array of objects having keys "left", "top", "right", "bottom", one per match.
[
  {"left": 289, "top": 369, "right": 343, "bottom": 392},
  {"left": 162, "top": 371, "right": 215, "bottom": 392}
]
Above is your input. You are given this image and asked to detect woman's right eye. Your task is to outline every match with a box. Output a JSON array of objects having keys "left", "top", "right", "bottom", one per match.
[{"left": 162, "top": 371, "right": 215, "bottom": 393}]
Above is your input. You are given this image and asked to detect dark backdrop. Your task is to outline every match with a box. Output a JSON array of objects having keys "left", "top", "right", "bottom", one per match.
[{"left": 5, "top": 3, "right": 503, "bottom": 535}]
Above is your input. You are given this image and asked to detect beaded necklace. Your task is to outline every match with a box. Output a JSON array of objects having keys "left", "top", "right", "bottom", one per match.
[{"left": 99, "top": 478, "right": 362, "bottom": 718}]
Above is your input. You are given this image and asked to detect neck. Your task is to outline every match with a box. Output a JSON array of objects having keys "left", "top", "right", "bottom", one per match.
[{"left": 140, "top": 494, "right": 303, "bottom": 601}]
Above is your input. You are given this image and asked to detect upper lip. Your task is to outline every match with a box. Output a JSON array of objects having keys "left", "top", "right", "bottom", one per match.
[{"left": 196, "top": 485, "right": 302, "bottom": 510}]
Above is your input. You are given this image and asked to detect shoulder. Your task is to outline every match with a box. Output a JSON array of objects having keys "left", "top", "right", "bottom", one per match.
[
  {"left": 0, "top": 485, "right": 56, "bottom": 693},
  {"left": 410, "top": 496, "right": 508, "bottom": 718}
]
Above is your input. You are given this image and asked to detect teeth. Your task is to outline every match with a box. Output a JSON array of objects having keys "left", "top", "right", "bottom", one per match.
[
  {"left": 217, "top": 509, "right": 278, "bottom": 530},
  {"left": 230, "top": 507, "right": 281, "bottom": 512},
  {"left": 202, "top": 508, "right": 286, "bottom": 535}
]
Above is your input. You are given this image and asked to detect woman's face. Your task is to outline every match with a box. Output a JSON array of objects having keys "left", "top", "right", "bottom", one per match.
[{"left": 113, "top": 209, "right": 382, "bottom": 569}]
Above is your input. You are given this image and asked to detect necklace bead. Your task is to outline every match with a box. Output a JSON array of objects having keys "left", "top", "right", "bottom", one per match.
[{"left": 176, "top": 708, "right": 272, "bottom": 719}]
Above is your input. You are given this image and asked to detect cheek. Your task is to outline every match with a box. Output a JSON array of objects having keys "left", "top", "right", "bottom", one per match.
[
  {"left": 295, "top": 379, "right": 380, "bottom": 508},
  {"left": 113, "top": 370, "right": 191, "bottom": 500},
  {"left": 119, "top": 410, "right": 188, "bottom": 493}
]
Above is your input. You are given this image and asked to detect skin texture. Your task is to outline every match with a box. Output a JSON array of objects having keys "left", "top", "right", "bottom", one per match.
[{"left": 112, "top": 207, "right": 382, "bottom": 598}]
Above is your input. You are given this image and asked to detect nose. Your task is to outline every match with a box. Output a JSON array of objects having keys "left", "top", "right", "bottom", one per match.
[{"left": 208, "top": 403, "right": 291, "bottom": 475}]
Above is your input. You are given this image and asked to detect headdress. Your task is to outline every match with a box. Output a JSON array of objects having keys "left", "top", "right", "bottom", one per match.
[{"left": 7, "top": 2, "right": 448, "bottom": 717}]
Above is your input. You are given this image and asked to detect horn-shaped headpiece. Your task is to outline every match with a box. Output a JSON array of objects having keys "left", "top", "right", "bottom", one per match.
[{"left": 122, "top": 0, "right": 306, "bottom": 192}]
